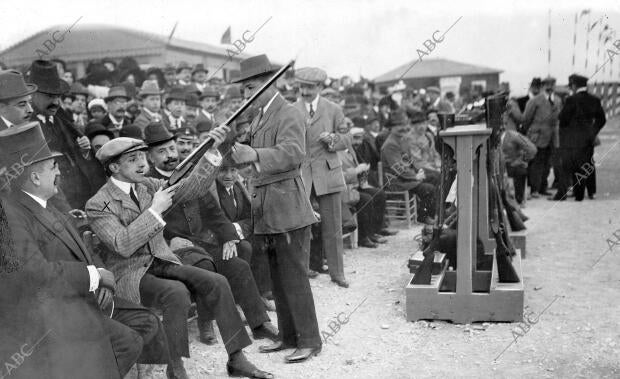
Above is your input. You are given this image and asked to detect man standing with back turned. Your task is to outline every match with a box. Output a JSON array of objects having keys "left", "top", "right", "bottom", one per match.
[{"left": 231, "top": 54, "right": 322, "bottom": 363}]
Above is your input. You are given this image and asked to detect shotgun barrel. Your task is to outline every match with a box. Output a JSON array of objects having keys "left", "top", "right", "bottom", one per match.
[{"left": 167, "top": 59, "right": 296, "bottom": 185}]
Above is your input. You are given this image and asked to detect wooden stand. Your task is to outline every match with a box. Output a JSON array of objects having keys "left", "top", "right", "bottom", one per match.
[{"left": 405, "top": 124, "right": 524, "bottom": 324}]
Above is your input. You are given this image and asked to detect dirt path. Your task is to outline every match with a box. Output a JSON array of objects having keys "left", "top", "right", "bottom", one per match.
[{"left": 174, "top": 118, "right": 620, "bottom": 378}]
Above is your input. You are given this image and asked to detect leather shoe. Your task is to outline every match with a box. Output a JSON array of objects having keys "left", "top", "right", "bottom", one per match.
[
  {"left": 307, "top": 269, "right": 319, "bottom": 278},
  {"left": 588, "top": 194, "right": 596, "bottom": 200},
  {"left": 331, "top": 278, "right": 349, "bottom": 288},
  {"left": 252, "top": 322, "right": 279, "bottom": 341},
  {"left": 359, "top": 237, "right": 378, "bottom": 248},
  {"left": 227, "top": 351, "right": 273, "bottom": 378},
  {"left": 284, "top": 346, "right": 321, "bottom": 363},
  {"left": 166, "top": 358, "right": 189, "bottom": 379},
  {"left": 369, "top": 234, "right": 387, "bottom": 244},
  {"left": 547, "top": 195, "right": 565, "bottom": 201},
  {"left": 198, "top": 321, "right": 217, "bottom": 345},
  {"left": 261, "top": 296, "right": 276, "bottom": 312},
  {"left": 259, "top": 340, "right": 295, "bottom": 353},
  {"left": 378, "top": 228, "right": 398, "bottom": 236}
]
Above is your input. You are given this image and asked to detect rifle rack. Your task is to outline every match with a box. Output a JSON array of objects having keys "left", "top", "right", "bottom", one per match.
[{"left": 405, "top": 124, "right": 524, "bottom": 324}]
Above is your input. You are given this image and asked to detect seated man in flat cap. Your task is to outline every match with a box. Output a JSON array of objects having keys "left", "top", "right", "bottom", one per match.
[
  {"left": 85, "top": 126, "right": 273, "bottom": 379},
  {"left": 380, "top": 108, "right": 437, "bottom": 224},
  {"left": 143, "top": 121, "right": 278, "bottom": 347}
]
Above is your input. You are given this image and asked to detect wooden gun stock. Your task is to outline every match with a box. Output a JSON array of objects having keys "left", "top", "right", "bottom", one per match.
[{"left": 167, "top": 59, "right": 296, "bottom": 186}]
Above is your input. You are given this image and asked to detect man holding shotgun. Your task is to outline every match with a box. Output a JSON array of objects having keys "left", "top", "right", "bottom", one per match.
[{"left": 230, "top": 54, "right": 323, "bottom": 363}]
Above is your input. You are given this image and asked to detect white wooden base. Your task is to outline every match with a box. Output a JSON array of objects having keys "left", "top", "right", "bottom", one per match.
[{"left": 405, "top": 249, "right": 524, "bottom": 324}]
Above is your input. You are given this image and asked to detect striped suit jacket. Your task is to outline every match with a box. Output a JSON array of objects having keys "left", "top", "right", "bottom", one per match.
[{"left": 85, "top": 156, "right": 218, "bottom": 304}]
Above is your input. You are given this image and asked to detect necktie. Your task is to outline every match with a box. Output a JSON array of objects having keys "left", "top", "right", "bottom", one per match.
[
  {"left": 228, "top": 187, "right": 237, "bottom": 208},
  {"left": 548, "top": 95, "right": 554, "bottom": 106},
  {"left": 129, "top": 187, "right": 140, "bottom": 209},
  {"left": 309, "top": 103, "right": 315, "bottom": 118}
]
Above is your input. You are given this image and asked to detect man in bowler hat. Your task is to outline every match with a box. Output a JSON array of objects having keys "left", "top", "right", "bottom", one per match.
[{"left": 231, "top": 54, "right": 322, "bottom": 363}]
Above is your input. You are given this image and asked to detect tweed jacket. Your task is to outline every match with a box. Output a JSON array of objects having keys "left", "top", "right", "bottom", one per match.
[
  {"left": 85, "top": 156, "right": 218, "bottom": 304},
  {"left": 133, "top": 108, "right": 163, "bottom": 133},
  {"left": 294, "top": 96, "right": 349, "bottom": 196},
  {"left": 501, "top": 130, "right": 538, "bottom": 168},
  {"left": 518, "top": 93, "right": 560, "bottom": 148},
  {"left": 248, "top": 93, "right": 317, "bottom": 234},
  {"left": 380, "top": 132, "right": 422, "bottom": 191},
  {"left": 146, "top": 167, "right": 238, "bottom": 250}
]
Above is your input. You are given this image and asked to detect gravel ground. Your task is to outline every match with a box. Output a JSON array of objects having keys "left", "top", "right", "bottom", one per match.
[{"left": 143, "top": 117, "right": 620, "bottom": 379}]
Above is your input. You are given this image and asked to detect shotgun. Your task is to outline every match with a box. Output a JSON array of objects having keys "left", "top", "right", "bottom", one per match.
[
  {"left": 411, "top": 113, "right": 455, "bottom": 284},
  {"left": 486, "top": 93, "right": 520, "bottom": 283},
  {"left": 167, "top": 59, "right": 296, "bottom": 186}
]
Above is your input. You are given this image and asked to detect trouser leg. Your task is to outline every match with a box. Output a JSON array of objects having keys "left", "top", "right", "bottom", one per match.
[
  {"left": 317, "top": 192, "right": 345, "bottom": 281},
  {"left": 101, "top": 317, "right": 143, "bottom": 377},
  {"left": 267, "top": 227, "right": 322, "bottom": 348}
]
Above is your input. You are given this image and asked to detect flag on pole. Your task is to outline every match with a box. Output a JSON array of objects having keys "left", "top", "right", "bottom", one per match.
[
  {"left": 167, "top": 21, "right": 179, "bottom": 44},
  {"left": 572, "top": 13, "right": 578, "bottom": 70},
  {"left": 220, "top": 26, "right": 231, "bottom": 44},
  {"left": 547, "top": 9, "right": 552, "bottom": 76}
]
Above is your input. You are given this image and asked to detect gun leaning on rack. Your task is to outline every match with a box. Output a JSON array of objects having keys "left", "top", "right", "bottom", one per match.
[
  {"left": 167, "top": 59, "right": 295, "bottom": 186},
  {"left": 411, "top": 113, "right": 456, "bottom": 284},
  {"left": 486, "top": 93, "right": 520, "bottom": 283}
]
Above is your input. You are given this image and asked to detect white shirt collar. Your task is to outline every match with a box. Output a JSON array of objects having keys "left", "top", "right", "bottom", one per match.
[
  {"left": 155, "top": 167, "right": 173, "bottom": 178},
  {"left": 576, "top": 87, "right": 588, "bottom": 93},
  {"left": 262, "top": 92, "right": 279, "bottom": 114},
  {"left": 36, "top": 114, "right": 53, "bottom": 124},
  {"left": 304, "top": 95, "right": 319, "bottom": 113},
  {"left": 108, "top": 114, "right": 124, "bottom": 127},
  {"left": 22, "top": 190, "right": 47, "bottom": 208},
  {"left": 1, "top": 116, "right": 14, "bottom": 128},
  {"left": 143, "top": 108, "right": 161, "bottom": 118},
  {"left": 110, "top": 176, "right": 134, "bottom": 195}
]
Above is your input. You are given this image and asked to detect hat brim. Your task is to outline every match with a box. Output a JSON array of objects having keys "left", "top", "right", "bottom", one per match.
[
  {"left": 104, "top": 95, "right": 131, "bottom": 102},
  {"left": 146, "top": 135, "right": 176, "bottom": 147},
  {"left": 28, "top": 150, "right": 64, "bottom": 166},
  {"left": 87, "top": 129, "right": 115, "bottom": 141},
  {"left": 139, "top": 91, "right": 165, "bottom": 98},
  {"left": 0, "top": 83, "right": 38, "bottom": 101},
  {"left": 231, "top": 69, "right": 276, "bottom": 84}
]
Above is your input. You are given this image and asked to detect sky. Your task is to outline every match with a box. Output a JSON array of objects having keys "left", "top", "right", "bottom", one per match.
[{"left": 1, "top": 0, "right": 619, "bottom": 96}]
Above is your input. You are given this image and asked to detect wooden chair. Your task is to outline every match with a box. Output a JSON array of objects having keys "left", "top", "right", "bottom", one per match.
[
  {"left": 342, "top": 214, "right": 358, "bottom": 249},
  {"left": 378, "top": 161, "right": 417, "bottom": 228}
]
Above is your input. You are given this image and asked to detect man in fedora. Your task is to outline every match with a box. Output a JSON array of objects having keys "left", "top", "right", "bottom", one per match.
[
  {"left": 86, "top": 125, "right": 273, "bottom": 379},
  {"left": 191, "top": 63, "right": 209, "bottom": 93},
  {"left": 231, "top": 54, "right": 322, "bottom": 363},
  {"left": 293, "top": 67, "right": 350, "bottom": 287},
  {"left": 102, "top": 85, "right": 132, "bottom": 138},
  {"left": 176, "top": 62, "right": 192, "bottom": 86},
  {"left": 133, "top": 80, "right": 165, "bottom": 132},
  {"left": 162, "top": 86, "right": 187, "bottom": 131},
  {"left": 0, "top": 69, "right": 37, "bottom": 129},
  {"left": 69, "top": 82, "right": 90, "bottom": 133},
  {"left": 0, "top": 122, "right": 159, "bottom": 378},
  {"left": 381, "top": 108, "right": 437, "bottom": 224},
  {"left": 552, "top": 74, "right": 606, "bottom": 202},
  {"left": 196, "top": 86, "right": 220, "bottom": 125},
  {"left": 28, "top": 59, "right": 95, "bottom": 210},
  {"left": 143, "top": 121, "right": 279, "bottom": 349}
]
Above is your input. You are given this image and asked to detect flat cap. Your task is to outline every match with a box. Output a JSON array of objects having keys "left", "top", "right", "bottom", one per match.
[
  {"left": 568, "top": 73, "right": 588, "bottom": 87},
  {"left": 426, "top": 86, "right": 441, "bottom": 94},
  {"left": 295, "top": 67, "right": 328, "bottom": 85},
  {"left": 175, "top": 126, "right": 197, "bottom": 139},
  {"left": 95, "top": 137, "right": 148, "bottom": 163}
]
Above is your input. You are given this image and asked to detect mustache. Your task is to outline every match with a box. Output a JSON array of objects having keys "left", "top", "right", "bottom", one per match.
[{"left": 164, "top": 157, "right": 178, "bottom": 164}]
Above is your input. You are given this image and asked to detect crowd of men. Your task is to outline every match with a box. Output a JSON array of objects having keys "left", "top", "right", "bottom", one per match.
[{"left": 0, "top": 52, "right": 607, "bottom": 379}]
